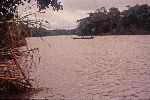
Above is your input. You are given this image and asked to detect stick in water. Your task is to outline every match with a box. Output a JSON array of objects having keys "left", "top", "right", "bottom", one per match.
[{"left": 40, "top": 37, "right": 51, "bottom": 47}]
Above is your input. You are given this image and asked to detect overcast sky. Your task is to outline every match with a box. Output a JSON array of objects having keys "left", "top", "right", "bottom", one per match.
[{"left": 19, "top": 0, "right": 150, "bottom": 29}]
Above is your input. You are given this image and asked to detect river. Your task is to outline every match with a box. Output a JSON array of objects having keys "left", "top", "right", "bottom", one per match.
[{"left": 9, "top": 35, "right": 150, "bottom": 99}]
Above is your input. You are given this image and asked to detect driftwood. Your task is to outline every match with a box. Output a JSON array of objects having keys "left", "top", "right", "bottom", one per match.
[{"left": 0, "top": 48, "right": 39, "bottom": 93}]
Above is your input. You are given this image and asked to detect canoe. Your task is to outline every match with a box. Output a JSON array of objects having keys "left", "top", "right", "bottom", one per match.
[{"left": 72, "top": 37, "right": 94, "bottom": 39}]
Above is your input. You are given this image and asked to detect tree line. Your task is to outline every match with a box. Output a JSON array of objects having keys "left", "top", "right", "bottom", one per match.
[
  {"left": 21, "top": 4, "right": 150, "bottom": 37},
  {"left": 76, "top": 4, "right": 150, "bottom": 36},
  {"left": 31, "top": 28, "right": 76, "bottom": 37},
  {"left": 0, "top": 0, "right": 62, "bottom": 49}
]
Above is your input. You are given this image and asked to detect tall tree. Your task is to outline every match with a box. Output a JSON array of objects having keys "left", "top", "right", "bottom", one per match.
[
  {"left": 76, "top": 4, "right": 150, "bottom": 36},
  {"left": 0, "top": 0, "right": 63, "bottom": 20},
  {"left": 0, "top": 0, "right": 63, "bottom": 48}
]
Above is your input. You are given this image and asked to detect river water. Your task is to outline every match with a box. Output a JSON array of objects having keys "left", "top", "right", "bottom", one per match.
[{"left": 11, "top": 35, "right": 150, "bottom": 99}]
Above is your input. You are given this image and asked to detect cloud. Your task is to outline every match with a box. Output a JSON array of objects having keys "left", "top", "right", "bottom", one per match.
[
  {"left": 61, "top": 0, "right": 150, "bottom": 11},
  {"left": 47, "top": 10, "right": 88, "bottom": 29},
  {"left": 19, "top": 0, "right": 150, "bottom": 29}
]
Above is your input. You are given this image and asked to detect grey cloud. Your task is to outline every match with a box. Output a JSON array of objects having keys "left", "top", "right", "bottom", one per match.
[
  {"left": 61, "top": 0, "right": 150, "bottom": 11},
  {"left": 19, "top": 0, "right": 150, "bottom": 29}
]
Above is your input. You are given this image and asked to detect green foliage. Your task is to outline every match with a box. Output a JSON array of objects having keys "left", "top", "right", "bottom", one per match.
[
  {"left": 31, "top": 28, "right": 77, "bottom": 37},
  {"left": 51, "top": 29, "right": 77, "bottom": 36},
  {"left": 0, "top": 0, "right": 63, "bottom": 20},
  {"left": 0, "top": 0, "right": 63, "bottom": 49},
  {"left": 76, "top": 4, "right": 150, "bottom": 36},
  {"left": 31, "top": 27, "right": 52, "bottom": 37}
]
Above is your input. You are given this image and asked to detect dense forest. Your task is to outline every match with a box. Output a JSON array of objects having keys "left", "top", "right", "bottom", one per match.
[
  {"left": 50, "top": 29, "right": 76, "bottom": 36},
  {"left": 31, "top": 28, "right": 76, "bottom": 37},
  {"left": 0, "top": 0, "right": 62, "bottom": 49},
  {"left": 30, "top": 4, "right": 150, "bottom": 37},
  {"left": 1, "top": 2, "right": 148, "bottom": 38},
  {"left": 76, "top": 4, "right": 150, "bottom": 36}
]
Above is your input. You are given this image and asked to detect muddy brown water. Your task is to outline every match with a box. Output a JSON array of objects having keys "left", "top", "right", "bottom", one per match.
[{"left": 4, "top": 35, "right": 150, "bottom": 99}]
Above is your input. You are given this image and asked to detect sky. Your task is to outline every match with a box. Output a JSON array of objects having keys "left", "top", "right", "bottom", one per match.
[{"left": 19, "top": 0, "right": 150, "bottom": 29}]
